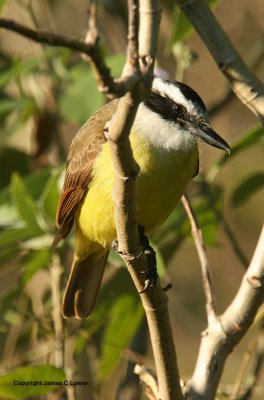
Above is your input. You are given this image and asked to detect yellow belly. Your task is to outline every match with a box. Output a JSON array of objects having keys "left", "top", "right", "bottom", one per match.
[{"left": 75, "top": 133, "right": 198, "bottom": 256}]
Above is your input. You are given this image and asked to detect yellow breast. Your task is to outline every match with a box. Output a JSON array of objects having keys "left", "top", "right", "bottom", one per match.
[{"left": 75, "top": 131, "right": 198, "bottom": 256}]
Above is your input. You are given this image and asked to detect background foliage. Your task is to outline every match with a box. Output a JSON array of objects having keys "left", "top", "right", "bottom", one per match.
[{"left": 0, "top": 0, "right": 263, "bottom": 399}]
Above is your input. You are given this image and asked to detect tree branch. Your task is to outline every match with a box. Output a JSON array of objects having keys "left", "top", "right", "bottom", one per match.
[
  {"left": 231, "top": 328, "right": 264, "bottom": 400},
  {"left": 201, "top": 178, "right": 249, "bottom": 268},
  {"left": 105, "top": 1, "right": 184, "bottom": 399},
  {"left": 238, "top": 330, "right": 264, "bottom": 400},
  {"left": 181, "top": 194, "right": 217, "bottom": 326},
  {"left": 185, "top": 224, "right": 264, "bottom": 400},
  {"left": 0, "top": 17, "right": 138, "bottom": 97},
  {"left": 50, "top": 255, "right": 64, "bottom": 369},
  {"left": 134, "top": 364, "right": 159, "bottom": 399},
  {"left": 0, "top": 17, "right": 100, "bottom": 55},
  {"left": 174, "top": 0, "right": 264, "bottom": 125}
]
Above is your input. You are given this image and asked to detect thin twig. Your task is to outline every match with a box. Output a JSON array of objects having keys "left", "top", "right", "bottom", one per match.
[
  {"left": 2, "top": 294, "right": 29, "bottom": 368},
  {"left": 0, "top": 18, "right": 99, "bottom": 53},
  {"left": 238, "top": 329, "right": 264, "bottom": 400},
  {"left": 175, "top": 0, "right": 264, "bottom": 125},
  {"left": 84, "top": 0, "right": 98, "bottom": 46},
  {"left": 181, "top": 194, "right": 217, "bottom": 325},
  {"left": 0, "top": 17, "right": 139, "bottom": 98},
  {"left": 50, "top": 255, "right": 64, "bottom": 369},
  {"left": 239, "top": 336, "right": 264, "bottom": 400},
  {"left": 134, "top": 364, "right": 159, "bottom": 400},
  {"left": 201, "top": 177, "right": 249, "bottom": 268},
  {"left": 127, "top": 0, "right": 140, "bottom": 69},
  {"left": 231, "top": 329, "right": 264, "bottom": 400}
]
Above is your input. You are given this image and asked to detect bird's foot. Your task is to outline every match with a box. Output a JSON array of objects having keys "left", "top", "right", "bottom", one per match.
[
  {"left": 111, "top": 238, "right": 119, "bottom": 253},
  {"left": 137, "top": 225, "right": 158, "bottom": 294},
  {"left": 111, "top": 226, "right": 158, "bottom": 293}
]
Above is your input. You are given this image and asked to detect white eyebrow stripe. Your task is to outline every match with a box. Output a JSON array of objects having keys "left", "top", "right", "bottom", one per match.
[{"left": 152, "top": 78, "right": 204, "bottom": 116}]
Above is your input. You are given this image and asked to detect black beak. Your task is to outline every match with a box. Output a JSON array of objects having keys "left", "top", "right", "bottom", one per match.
[{"left": 187, "top": 121, "right": 230, "bottom": 154}]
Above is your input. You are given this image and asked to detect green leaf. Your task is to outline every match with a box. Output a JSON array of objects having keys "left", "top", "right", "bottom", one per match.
[
  {"left": 150, "top": 207, "right": 189, "bottom": 264},
  {"left": 10, "top": 173, "right": 42, "bottom": 231},
  {"left": 223, "top": 125, "right": 263, "bottom": 159},
  {"left": 59, "top": 65, "right": 104, "bottom": 125},
  {"left": 75, "top": 267, "right": 138, "bottom": 355},
  {"left": 0, "top": 0, "right": 7, "bottom": 13},
  {"left": 0, "top": 68, "right": 13, "bottom": 89},
  {"left": 208, "top": 124, "right": 264, "bottom": 181},
  {"left": 0, "top": 204, "right": 18, "bottom": 227},
  {"left": 21, "top": 234, "right": 54, "bottom": 250},
  {"left": 5, "top": 97, "right": 38, "bottom": 137},
  {"left": 192, "top": 180, "right": 224, "bottom": 246},
  {"left": 107, "top": 53, "right": 126, "bottom": 77},
  {"left": 21, "top": 248, "right": 51, "bottom": 285},
  {"left": 99, "top": 294, "right": 143, "bottom": 381},
  {"left": 231, "top": 172, "right": 264, "bottom": 208},
  {"left": 60, "top": 54, "right": 126, "bottom": 125},
  {"left": 0, "top": 98, "right": 19, "bottom": 115},
  {"left": 0, "top": 168, "right": 52, "bottom": 206},
  {"left": 193, "top": 199, "right": 219, "bottom": 246},
  {"left": 153, "top": 206, "right": 187, "bottom": 242},
  {"left": 0, "top": 227, "right": 41, "bottom": 247},
  {"left": 40, "top": 169, "right": 61, "bottom": 224},
  {"left": 0, "top": 365, "right": 65, "bottom": 399},
  {"left": 0, "top": 148, "right": 30, "bottom": 190}
]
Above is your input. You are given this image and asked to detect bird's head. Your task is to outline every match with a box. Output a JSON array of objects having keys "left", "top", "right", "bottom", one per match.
[{"left": 135, "top": 77, "right": 230, "bottom": 153}]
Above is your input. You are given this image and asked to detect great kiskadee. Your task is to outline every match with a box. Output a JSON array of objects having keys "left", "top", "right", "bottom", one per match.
[{"left": 53, "top": 78, "right": 230, "bottom": 319}]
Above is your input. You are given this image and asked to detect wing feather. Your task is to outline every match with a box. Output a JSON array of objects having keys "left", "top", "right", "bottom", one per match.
[{"left": 53, "top": 99, "right": 119, "bottom": 247}]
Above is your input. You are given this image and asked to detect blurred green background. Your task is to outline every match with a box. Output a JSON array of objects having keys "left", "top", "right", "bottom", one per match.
[{"left": 0, "top": 0, "right": 263, "bottom": 399}]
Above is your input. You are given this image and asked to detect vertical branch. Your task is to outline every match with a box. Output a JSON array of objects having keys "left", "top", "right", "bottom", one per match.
[
  {"left": 181, "top": 194, "right": 217, "bottom": 325},
  {"left": 138, "top": 0, "right": 161, "bottom": 75},
  {"left": 106, "top": 89, "right": 142, "bottom": 257},
  {"left": 124, "top": 0, "right": 140, "bottom": 73},
  {"left": 50, "top": 255, "right": 64, "bottom": 369},
  {"left": 83, "top": 0, "right": 113, "bottom": 94},
  {"left": 106, "top": 2, "right": 184, "bottom": 399}
]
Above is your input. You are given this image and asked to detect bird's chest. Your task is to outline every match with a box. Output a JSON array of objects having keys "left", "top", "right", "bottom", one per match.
[
  {"left": 134, "top": 143, "right": 199, "bottom": 231},
  {"left": 76, "top": 136, "right": 198, "bottom": 249}
]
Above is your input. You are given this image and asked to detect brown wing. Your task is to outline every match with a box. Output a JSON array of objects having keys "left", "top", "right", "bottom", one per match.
[{"left": 52, "top": 99, "right": 119, "bottom": 248}]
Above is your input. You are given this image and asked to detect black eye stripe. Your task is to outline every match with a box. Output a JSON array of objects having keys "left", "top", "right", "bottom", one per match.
[
  {"left": 143, "top": 79, "right": 209, "bottom": 127},
  {"left": 144, "top": 91, "right": 190, "bottom": 123}
]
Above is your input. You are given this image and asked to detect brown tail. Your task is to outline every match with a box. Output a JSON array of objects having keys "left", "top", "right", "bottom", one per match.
[{"left": 62, "top": 251, "right": 109, "bottom": 319}]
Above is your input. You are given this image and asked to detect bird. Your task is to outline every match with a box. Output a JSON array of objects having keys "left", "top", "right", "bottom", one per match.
[{"left": 53, "top": 77, "right": 230, "bottom": 319}]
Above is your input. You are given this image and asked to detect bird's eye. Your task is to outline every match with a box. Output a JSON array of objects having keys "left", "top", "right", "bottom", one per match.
[{"left": 173, "top": 103, "right": 186, "bottom": 115}]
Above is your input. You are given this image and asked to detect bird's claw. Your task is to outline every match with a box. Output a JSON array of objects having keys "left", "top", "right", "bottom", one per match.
[
  {"left": 138, "top": 226, "right": 158, "bottom": 294},
  {"left": 111, "top": 238, "right": 119, "bottom": 253},
  {"left": 112, "top": 226, "right": 159, "bottom": 294}
]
